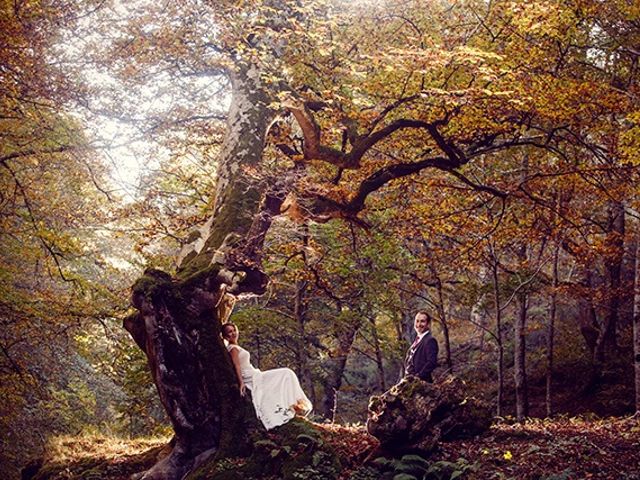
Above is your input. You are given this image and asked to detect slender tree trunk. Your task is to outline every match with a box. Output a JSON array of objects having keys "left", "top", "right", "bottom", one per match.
[
  {"left": 633, "top": 228, "right": 640, "bottom": 413},
  {"left": 595, "top": 201, "right": 625, "bottom": 363},
  {"left": 546, "top": 241, "right": 560, "bottom": 417},
  {"left": 513, "top": 155, "right": 530, "bottom": 422},
  {"left": 514, "top": 289, "right": 529, "bottom": 421},
  {"left": 320, "top": 306, "right": 360, "bottom": 420},
  {"left": 294, "top": 275, "right": 315, "bottom": 404},
  {"left": 369, "top": 315, "right": 386, "bottom": 391},
  {"left": 434, "top": 275, "right": 452, "bottom": 370},
  {"left": 470, "top": 271, "right": 489, "bottom": 350},
  {"left": 577, "top": 265, "right": 599, "bottom": 355},
  {"left": 491, "top": 252, "right": 504, "bottom": 417},
  {"left": 513, "top": 245, "right": 533, "bottom": 421}
]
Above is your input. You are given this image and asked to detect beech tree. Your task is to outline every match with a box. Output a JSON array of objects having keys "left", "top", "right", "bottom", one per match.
[
  {"left": 4, "top": 1, "right": 640, "bottom": 477},
  {"left": 63, "top": 0, "right": 638, "bottom": 477}
]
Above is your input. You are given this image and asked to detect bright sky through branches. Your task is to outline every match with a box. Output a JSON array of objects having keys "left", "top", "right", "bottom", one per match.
[{"left": 56, "top": 0, "right": 230, "bottom": 202}]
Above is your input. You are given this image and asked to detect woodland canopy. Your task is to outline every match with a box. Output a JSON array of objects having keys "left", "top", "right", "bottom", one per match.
[{"left": 1, "top": 0, "right": 639, "bottom": 479}]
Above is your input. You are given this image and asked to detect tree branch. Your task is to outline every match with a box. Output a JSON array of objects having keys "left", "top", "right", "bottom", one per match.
[{"left": 347, "top": 156, "right": 455, "bottom": 212}]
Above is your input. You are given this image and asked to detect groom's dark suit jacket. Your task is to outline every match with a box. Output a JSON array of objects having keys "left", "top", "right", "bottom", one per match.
[{"left": 404, "top": 331, "right": 438, "bottom": 382}]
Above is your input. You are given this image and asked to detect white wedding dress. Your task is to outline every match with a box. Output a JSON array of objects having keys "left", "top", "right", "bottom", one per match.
[{"left": 227, "top": 344, "right": 312, "bottom": 430}]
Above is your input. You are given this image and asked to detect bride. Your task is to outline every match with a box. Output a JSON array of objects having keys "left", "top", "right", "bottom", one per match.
[{"left": 221, "top": 322, "right": 312, "bottom": 430}]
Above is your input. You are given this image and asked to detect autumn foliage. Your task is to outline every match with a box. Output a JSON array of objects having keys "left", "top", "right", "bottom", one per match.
[{"left": 1, "top": 0, "right": 639, "bottom": 479}]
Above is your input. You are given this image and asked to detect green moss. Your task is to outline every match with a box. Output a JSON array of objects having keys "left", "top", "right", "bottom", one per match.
[
  {"left": 281, "top": 449, "right": 341, "bottom": 480},
  {"left": 185, "top": 454, "right": 246, "bottom": 480},
  {"left": 248, "top": 419, "right": 340, "bottom": 479},
  {"left": 187, "top": 419, "right": 342, "bottom": 480},
  {"left": 399, "top": 377, "right": 431, "bottom": 398},
  {"left": 273, "top": 418, "right": 324, "bottom": 445},
  {"left": 187, "top": 229, "right": 202, "bottom": 243},
  {"left": 131, "top": 276, "right": 162, "bottom": 299},
  {"left": 132, "top": 269, "right": 175, "bottom": 304},
  {"left": 176, "top": 251, "right": 220, "bottom": 283},
  {"left": 180, "top": 249, "right": 198, "bottom": 268},
  {"left": 179, "top": 183, "right": 262, "bottom": 281},
  {"left": 177, "top": 264, "right": 222, "bottom": 295}
]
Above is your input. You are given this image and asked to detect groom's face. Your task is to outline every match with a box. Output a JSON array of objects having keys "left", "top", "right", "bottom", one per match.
[{"left": 414, "top": 313, "right": 430, "bottom": 335}]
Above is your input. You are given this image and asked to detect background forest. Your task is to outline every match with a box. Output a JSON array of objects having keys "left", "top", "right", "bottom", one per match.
[{"left": 1, "top": 0, "right": 639, "bottom": 479}]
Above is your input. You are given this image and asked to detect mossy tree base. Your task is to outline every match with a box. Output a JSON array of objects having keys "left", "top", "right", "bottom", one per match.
[{"left": 124, "top": 268, "right": 264, "bottom": 480}]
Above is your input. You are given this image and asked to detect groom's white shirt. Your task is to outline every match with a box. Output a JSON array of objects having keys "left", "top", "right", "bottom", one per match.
[
  {"left": 408, "top": 331, "right": 430, "bottom": 363},
  {"left": 413, "top": 330, "right": 429, "bottom": 349}
]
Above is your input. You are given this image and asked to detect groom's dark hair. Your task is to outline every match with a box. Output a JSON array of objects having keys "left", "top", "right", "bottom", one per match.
[{"left": 416, "top": 310, "right": 431, "bottom": 322}]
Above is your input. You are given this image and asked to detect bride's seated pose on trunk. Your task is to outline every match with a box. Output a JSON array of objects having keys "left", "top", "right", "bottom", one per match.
[{"left": 221, "top": 322, "right": 312, "bottom": 430}]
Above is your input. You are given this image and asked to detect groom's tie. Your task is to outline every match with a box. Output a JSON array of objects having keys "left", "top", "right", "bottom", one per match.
[{"left": 408, "top": 336, "right": 420, "bottom": 364}]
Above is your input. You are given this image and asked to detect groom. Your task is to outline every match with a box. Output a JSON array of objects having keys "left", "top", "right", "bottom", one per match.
[{"left": 404, "top": 311, "right": 439, "bottom": 383}]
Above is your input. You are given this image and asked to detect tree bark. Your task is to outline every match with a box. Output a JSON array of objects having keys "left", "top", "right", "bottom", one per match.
[
  {"left": 124, "top": 64, "right": 275, "bottom": 480},
  {"left": 594, "top": 201, "right": 625, "bottom": 363},
  {"left": 490, "top": 249, "right": 504, "bottom": 417},
  {"left": 514, "top": 287, "right": 529, "bottom": 421},
  {"left": 470, "top": 271, "right": 489, "bottom": 351},
  {"left": 369, "top": 314, "right": 386, "bottom": 392},
  {"left": 546, "top": 241, "right": 560, "bottom": 417},
  {"left": 633, "top": 227, "right": 640, "bottom": 413}
]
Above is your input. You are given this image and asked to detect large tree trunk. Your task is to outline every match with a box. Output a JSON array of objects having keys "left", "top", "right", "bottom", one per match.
[
  {"left": 583, "top": 202, "right": 625, "bottom": 393},
  {"left": 124, "top": 64, "right": 276, "bottom": 480}
]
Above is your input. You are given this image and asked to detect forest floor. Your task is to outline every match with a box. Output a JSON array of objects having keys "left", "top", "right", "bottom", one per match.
[
  {"left": 30, "top": 415, "right": 640, "bottom": 480},
  {"left": 431, "top": 415, "right": 640, "bottom": 480}
]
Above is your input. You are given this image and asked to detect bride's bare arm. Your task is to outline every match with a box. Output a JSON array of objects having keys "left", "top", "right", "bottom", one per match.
[{"left": 229, "top": 348, "right": 246, "bottom": 396}]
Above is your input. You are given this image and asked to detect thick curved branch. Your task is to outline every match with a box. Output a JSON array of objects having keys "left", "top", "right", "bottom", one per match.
[
  {"left": 426, "top": 123, "right": 467, "bottom": 164},
  {"left": 347, "top": 156, "right": 456, "bottom": 212},
  {"left": 288, "top": 102, "right": 436, "bottom": 169},
  {"left": 236, "top": 184, "right": 288, "bottom": 265},
  {"left": 348, "top": 119, "right": 433, "bottom": 167},
  {"left": 302, "top": 149, "right": 506, "bottom": 221}
]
